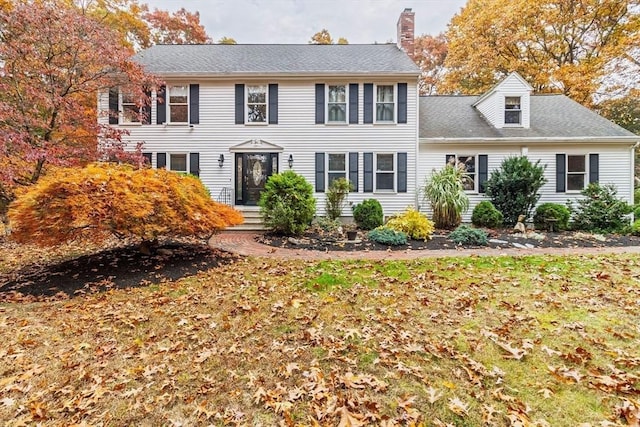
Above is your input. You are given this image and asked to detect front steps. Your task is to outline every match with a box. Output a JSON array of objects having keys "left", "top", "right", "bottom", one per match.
[{"left": 230, "top": 207, "right": 265, "bottom": 231}]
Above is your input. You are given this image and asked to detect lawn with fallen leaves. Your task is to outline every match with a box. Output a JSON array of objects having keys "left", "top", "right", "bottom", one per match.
[{"left": 1, "top": 251, "right": 640, "bottom": 426}]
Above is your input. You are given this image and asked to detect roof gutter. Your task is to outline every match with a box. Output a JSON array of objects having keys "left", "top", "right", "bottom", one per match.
[
  {"left": 420, "top": 136, "right": 640, "bottom": 144},
  {"left": 143, "top": 71, "right": 421, "bottom": 79}
]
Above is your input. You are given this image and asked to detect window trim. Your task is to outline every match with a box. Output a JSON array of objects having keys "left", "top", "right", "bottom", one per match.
[
  {"left": 374, "top": 84, "right": 396, "bottom": 124},
  {"left": 168, "top": 152, "right": 189, "bottom": 173},
  {"left": 326, "top": 152, "right": 348, "bottom": 186},
  {"left": 504, "top": 95, "right": 522, "bottom": 126},
  {"left": 245, "top": 84, "right": 269, "bottom": 125},
  {"left": 326, "top": 84, "right": 348, "bottom": 124},
  {"left": 445, "top": 153, "right": 479, "bottom": 193},
  {"left": 167, "top": 84, "right": 190, "bottom": 124},
  {"left": 566, "top": 154, "right": 587, "bottom": 192},
  {"left": 119, "top": 91, "right": 142, "bottom": 125},
  {"left": 374, "top": 152, "right": 396, "bottom": 192}
]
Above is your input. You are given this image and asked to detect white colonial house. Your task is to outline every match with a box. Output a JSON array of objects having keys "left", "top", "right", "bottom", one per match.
[{"left": 100, "top": 9, "right": 639, "bottom": 227}]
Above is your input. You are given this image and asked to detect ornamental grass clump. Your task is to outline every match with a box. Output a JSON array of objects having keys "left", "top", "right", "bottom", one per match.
[
  {"left": 325, "top": 178, "right": 353, "bottom": 220},
  {"left": 384, "top": 207, "right": 434, "bottom": 241},
  {"left": 423, "top": 164, "right": 469, "bottom": 229}
]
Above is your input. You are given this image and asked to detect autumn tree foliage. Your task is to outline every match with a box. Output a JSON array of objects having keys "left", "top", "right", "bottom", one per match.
[
  {"left": 309, "top": 29, "right": 348, "bottom": 44},
  {"left": 413, "top": 33, "right": 448, "bottom": 95},
  {"left": 143, "top": 7, "right": 211, "bottom": 46},
  {"left": 9, "top": 163, "right": 244, "bottom": 246},
  {"left": 441, "top": 0, "right": 640, "bottom": 106},
  {"left": 0, "top": 1, "right": 156, "bottom": 209}
]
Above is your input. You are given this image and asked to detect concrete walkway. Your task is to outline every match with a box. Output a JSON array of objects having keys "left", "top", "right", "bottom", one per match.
[{"left": 209, "top": 231, "right": 640, "bottom": 261}]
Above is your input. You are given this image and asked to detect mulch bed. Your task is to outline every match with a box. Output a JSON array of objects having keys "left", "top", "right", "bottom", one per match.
[
  {"left": 257, "top": 228, "right": 640, "bottom": 252},
  {"left": 0, "top": 241, "right": 237, "bottom": 302}
]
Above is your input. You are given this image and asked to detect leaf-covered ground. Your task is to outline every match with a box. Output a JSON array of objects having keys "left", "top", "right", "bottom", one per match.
[{"left": 1, "top": 249, "right": 640, "bottom": 426}]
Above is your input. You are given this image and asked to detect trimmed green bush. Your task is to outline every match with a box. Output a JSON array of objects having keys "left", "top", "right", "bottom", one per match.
[
  {"left": 635, "top": 188, "right": 640, "bottom": 205},
  {"left": 352, "top": 199, "right": 383, "bottom": 230},
  {"left": 569, "top": 183, "right": 632, "bottom": 233},
  {"left": 325, "top": 178, "right": 353, "bottom": 220},
  {"left": 485, "top": 156, "right": 547, "bottom": 226},
  {"left": 629, "top": 219, "right": 640, "bottom": 236},
  {"left": 422, "top": 164, "right": 469, "bottom": 229},
  {"left": 448, "top": 225, "right": 489, "bottom": 246},
  {"left": 533, "top": 203, "right": 570, "bottom": 231},
  {"left": 367, "top": 227, "right": 407, "bottom": 246},
  {"left": 258, "top": 171, "right": 316, "bottom": 236},
  {"left": 384, "top": 207, "right": 435, "bottom": 241},
  {"left": 471, "top": 201, "right": 503, "bottom": 228}
]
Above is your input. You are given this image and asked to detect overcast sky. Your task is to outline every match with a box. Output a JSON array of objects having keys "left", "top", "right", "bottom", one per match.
[{"left": 145, "top": 0, "right": 468, "bottom": 44}]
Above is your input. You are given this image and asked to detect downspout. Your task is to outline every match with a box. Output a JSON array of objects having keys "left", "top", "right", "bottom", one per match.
[
  {"left": 414, "top": 78, "right": 420, "bottom": 211},
  {"left": 632, "top": 141, "right": 640, "bottom": 201}
]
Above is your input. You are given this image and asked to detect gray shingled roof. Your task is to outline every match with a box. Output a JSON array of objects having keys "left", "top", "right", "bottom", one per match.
[
  {"left": 135, "top": 44, "right": 420, "bottom": 75},
  {"left": 419, "top": 95, "right": 638, "bottom": 139}
]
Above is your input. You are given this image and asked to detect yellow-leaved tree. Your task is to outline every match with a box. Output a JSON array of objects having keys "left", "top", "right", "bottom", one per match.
[
  {"left": 8, "top": 163, "right": 243, "bottom": 247},
  {"left": 441, "top": 0, "right": 640, "bottom": 107}
]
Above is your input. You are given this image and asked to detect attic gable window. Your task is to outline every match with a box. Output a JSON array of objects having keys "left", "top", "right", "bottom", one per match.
[
  {"left": 247, "top": 85, "right": 267, "bottom": 123},
  {"left": 504, "top": 96, "right": 521, "bottom": 125}
]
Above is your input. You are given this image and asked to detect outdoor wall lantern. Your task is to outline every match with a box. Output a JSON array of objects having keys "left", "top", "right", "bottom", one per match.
[
  {"left": 218, "top": 154, "right": 225, "bottom": 168},
  {"left": 288, "top": 154, "right": 294, "bottom": 168}
]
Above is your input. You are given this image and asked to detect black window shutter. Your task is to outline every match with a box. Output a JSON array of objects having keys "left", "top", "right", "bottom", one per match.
[
  {"left": 315, "top": 84, "right": 325, "bottom": 124},
  {"left": 189, "top": 84, "right": 199, "bottom": 125},
  {"left": 268, "top": 84, "right": 278, "bottom": 124},
  {"left": 349, "top": 152, "right": 359, "bottom": 192},
  {"left": 189, "top": 153, "right": 200, "bottom": 177},
  {"left": 156, "top": 86, "right": 166, "bottom": 125},
  {"left": 235, "top": 84, "right": 244, "bottom": 124},
  {"left": 142, "top": 90, "right": 152, "bottom": 125},
  {"left": 478, "top": 154, "right": 488, "bottom": 193},
  {"left": 397, "top": 83, "right": 408, "bottom": 124},
  {"left": 556, "top": 154, "right": 566, "bottom": 193},
  {"left": 589, "top": 154, "right": 599, "bottom": 184},
  {"left": 397, "top": 152, "right": 407, "bottom": 193},
  {"left": 108, "top": 88, "right": 119, "bottom": 125},
  {"left": 157, "top": 152, "right": 167, "bottom": 169},
  {"left": 315, "top": 152, "right": 325, "bottom": 192},
  {"left": 363, "top": 84, "right": 373, "bottom": 124},
  {"left": 349, "top": 84, "right": 358, "bottom": 124},
  {"left": 142, "top": 152, "right": 152, "bottom": 166},
  {"left": 364, "top": 152, "right": 373, "bottom": 192}
]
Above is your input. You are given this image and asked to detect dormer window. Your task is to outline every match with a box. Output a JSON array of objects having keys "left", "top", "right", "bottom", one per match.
[{"left": 505, "top": 97, "right": 522, "bottom": 125}]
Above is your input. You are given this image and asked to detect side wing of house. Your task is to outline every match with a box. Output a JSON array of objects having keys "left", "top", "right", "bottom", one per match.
[{"left": 418, "top": 74, "right": 638, "bottom": 222}]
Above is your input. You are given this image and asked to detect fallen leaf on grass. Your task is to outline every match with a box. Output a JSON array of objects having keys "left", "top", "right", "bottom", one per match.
[
  {"left": 616, "top": 399, "right": 640, "bottom": 427},
  {"left": 448, "top": 397, "right": 469, "bottom": 416}
]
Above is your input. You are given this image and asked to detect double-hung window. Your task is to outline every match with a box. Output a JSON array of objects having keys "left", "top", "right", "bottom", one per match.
[
  {"left": 504, "top": 96, "right": 522, "bottom": 125},
  {"left": 247, "top": 85, "right": 267, "bottom": 123},
  {"left": 168, "top": 85, "right": 189, "bottom": 123},
  {"left": 327, "top": 85, "right": 347, "bottom": 123},
  {"left": 567, "top": 155, "right": 586, "bottom": 191},
  {"left": 446, "top": 154, "right": 476, "bottom": 191},
  {"left": 376, "top": 85, "right": 395, "bottom": 122},
  {"left": 327, "top": 153, "right": 346, "bottom": 186},
  {"left": 121, "top": 93, "right": 140, "bottom": 124},
  {"left": 169, "top": 153, "right": 188, "bottom": 173},
  {"left": 376, "top": 153, "right": 395, "bottom": 191}
]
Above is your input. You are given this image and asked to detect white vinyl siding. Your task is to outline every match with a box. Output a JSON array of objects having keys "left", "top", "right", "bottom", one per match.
[{"left": 101, "top": 78, "right": 418, "bottom": 217}]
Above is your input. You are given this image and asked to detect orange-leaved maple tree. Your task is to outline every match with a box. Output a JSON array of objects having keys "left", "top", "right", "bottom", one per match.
[
  {"left": 0, "top": 1, "right": 158, "bottom": 211},
  {"left": 8, "top": 163, "right": 244, "bottom": 246}
]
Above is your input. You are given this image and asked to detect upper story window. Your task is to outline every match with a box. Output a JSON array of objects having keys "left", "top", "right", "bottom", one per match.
[
  {"left": 247, "top": 85, "right": 267, "bottom": 123},
  {"left": 121, "top": 93, "right": 140, "bottom": 124},
  {"left": 376, "top": 85, "right": 395, "bottom": 122},
  {"left": 567, "top": 155, "right": 586, "bottom": 191},
  {"left": 504, "top": 96, "right": 522, "bottom": 125},
  {"left": 327, "top": 85, "right": 347, "bottom": 123},
  {"left": 168, "top": 85, "right": 189, "bottom": 123},
  {"left": 376, "top": 153, "right": 395, "bottom": 191}
]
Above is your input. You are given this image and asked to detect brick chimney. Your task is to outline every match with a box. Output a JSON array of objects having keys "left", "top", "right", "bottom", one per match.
[{"left": 397, "top": 8, "right": 415, "bottom": 60}]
